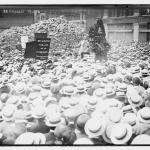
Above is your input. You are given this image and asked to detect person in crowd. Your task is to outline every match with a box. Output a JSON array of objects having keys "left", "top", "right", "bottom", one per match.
[{"left": 1, "top": 39, "right": 150, "bottom": 146}]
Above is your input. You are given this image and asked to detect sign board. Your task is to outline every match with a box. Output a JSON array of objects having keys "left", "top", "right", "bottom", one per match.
[
  {"left": 21, "top": 36, "right": 29, "bottom": 49},
  {"left": 35, "top": 33, "right": 47, "bottom": 41},
  {"left": 24, "top": 41, "right": 37, "bottom": 58},
  {"left": 36, "top": 38, "right": 51, "bottom": 60}
]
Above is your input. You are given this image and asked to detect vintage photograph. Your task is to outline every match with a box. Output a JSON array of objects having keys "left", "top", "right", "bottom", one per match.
[{"left": 0, "top": 4, "right": 150, "bottom": 145}]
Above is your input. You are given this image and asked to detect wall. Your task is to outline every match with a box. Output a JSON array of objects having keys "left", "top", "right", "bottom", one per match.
[
  {"left": 0, "top": 13, "right": 34, "bottom": 29},
  {"left": 107, "top": 23, "right": 133, "bottom": 42}
]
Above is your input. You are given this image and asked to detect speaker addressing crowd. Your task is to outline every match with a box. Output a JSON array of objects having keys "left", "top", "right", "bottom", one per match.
[
  {"left": 0, "top": 16, "right": 150, "bottom": 145},
  {"left": 88, "top": 18, "right": 110, "bottom": 62}
]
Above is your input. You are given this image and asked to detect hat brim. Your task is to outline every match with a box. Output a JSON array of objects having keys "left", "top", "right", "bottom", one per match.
[
  {"left": 2, "top": 114, "right": 14, "bottom": 121},
  {"left": 106, "top": 91, "right": 116, "bottom": 97},
  {"left": 34, "top": 133, "right": 46, "bottom": 144},
  {"left": 45, "top": 118, "right": 64, "bottom": 127},
  {"left": 130, "top": 99, "right": 143, "bottom": 107},
  {"left": 110, "top": 124, "right": 132, "bottom": 144},
  {"left": 102, "top": 126, "right": 113, "bottom": 144},
  {"left": 137, "top": 111, "right": 150, "bottom": 124},
  {"left": 84, "top": 120, "right": 106, "bottom": 138}
]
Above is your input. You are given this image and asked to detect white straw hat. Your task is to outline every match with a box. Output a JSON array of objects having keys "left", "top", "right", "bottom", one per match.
[
  {"left": 137, "top": 107, "right": 150, "bottom": 124},
  {"left": 84, "top": 117, "right": 106, "bottom": 138},
  {"left": 110, "top": 123, "right": 132, "bottom": 145},
  {"left": 74, "top": 137, "right": 93, "bottom": 145},
  {"left": 131, "top": 134, "right": 150, "bottom": 145}
]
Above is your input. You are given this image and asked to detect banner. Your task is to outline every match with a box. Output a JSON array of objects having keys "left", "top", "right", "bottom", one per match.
[
  {"left": 21, "top": 36, "right": 29, "bottom": 49},
  {"left": 24, "top": 41, "right": 37, "bottom": 58},
  {"left": 35, "top": 33, "right": 47, "bottom": 41},
  {"left": 36, "top": 38, "right": 51, "bottom": 60}
]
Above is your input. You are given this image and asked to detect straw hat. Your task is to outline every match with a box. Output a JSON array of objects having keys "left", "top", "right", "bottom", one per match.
[
  {"left": 51, "top": 76, "right": 59, "bottom": 83},
  {"left": 69, "top": 97, "right": 79, "bottom": 107},
  {"left": 40, "top": 90, "right": 49, "bottom": 100},
  {"left": 0, "top": 93, "right": 9, "bottom": 103},
  {"left": 15, "top": 132, "right": 35, "bottom": 145},
  {"left": 102, "top": 124, "right": 114, "bottom": 144},
  {"left": 129, "top": 94, "right": 143, "bottom": 108},
  {"left": 115, "top": 91, "right": 127, "bottom": 102},
  {"left": 31, "top": 76, "right": 41, "bottom": 85},
  {"left": 137, "top": 107, "right": 150, "bottom": 124},
  {"left": 45, "top": 103, "right": 60, "bottom": 115},
  {"left": 94, "top": 76, "right": 102, "bottom": 82},
  {"left": 106, "top": 82, "right": 115, "bottom": 89},
  {"left": 33, "top": 133, "right": 46, "bottom": 144},
  {"left": 61, "top": 86, "right": 75, "bottom": 96},
  {"left": 93, "top": 88, "right": 104, "bottom": 99},
  {"left": 31, "top": 85, "right": 41, "bottom": 93},
  {"left": 28, "top": 93, "right": 38, "bottom": 102},
  {"left": 74, "top": 138, "right": 93, "bottom": 145},
  {"left": 106, "top": 107, "right": 123, "bottom": 124},
  {"left": 15, "top": 82, "right": 26, "bottom": 95},
  {"left": 76, "top": 85, "right": 86, "bottom": 94},
  {"left": 41, "top": 80, "right": 51, "bottom": 89},
  {"left": 45, "top": 113, "right": 64, "bottom": 127},
  {"left": 44, "top": 97, "right": 57, "bottom": 108},
  {"left": 118, "top": 83, "right": 127, "bottom": 92},
  {"left": 105, "top": 88, "right": 116, "bottom": 97},
  {"left": 104, "top": 98, "right": 123, "bottom": 109},
  {"left": 99, "top": 82, "right": 106, "bottom": 89},
  {"left": 31, "top": 97, "right": 44, "bottom": 108},
  {"left": 6, "top": 96, "right": 20, "bottom": 106},
  {"left": 141, "top": 69, "right": 149, "bottom": 77},
  {"left": 84, "top": 117, "right": 106, "bottom": 138},
  {"left": 32, "top": 105, "right": 46, "bottom": 119},
  {"left": 132, "top": 66, "right": 140, "bottom": 74},
  {"left": 59, "top": 97, "right": 70, "bottom": 112},
  {"left": 131, "top": 134, "right": 150, "bottom": 145},
  {"left": 2, "top": 104, "right": 16, "bottom": 121},
  {"left": 86, "top": 96, "right": 98, "bottom": 111},
  {"left": 107, "top": 75, "right": 114, "bottom": 82},
  {"left": 110, "top": 123, "right": 132, "bottom": 145},
  {"left": 83, "top": 73, "right": 91, "bottom": 82},
  {"left": 121, "top": 113, "right": 137, "bottom": 126},
  {"left": 122, "top": 105, "right": 133, "bottom": 114},
  {"left": 102, "top": 78, "right": 108, "bottom": 84}
]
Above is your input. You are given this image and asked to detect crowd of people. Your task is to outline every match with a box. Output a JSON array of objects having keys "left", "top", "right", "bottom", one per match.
[{"left": 0, "top": 50, "right": 150, "bottom": 145}]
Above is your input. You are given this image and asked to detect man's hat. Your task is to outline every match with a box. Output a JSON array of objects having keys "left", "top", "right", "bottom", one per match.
[
  {"left": 32, "top": 105, "right": 46, "bottom": 119},
  {"left": 121, "top": 113, "right": 137, "bottom": 126},
  {"left": 74, "top": 137, "right": 93, "bottom": 145},
  {"left": 45, "top": 113, "right": 65, "bottom": 127},
  {"left": 137, "top": 107, "right": 150, "bottom": 124},
  {"left": 84, "top": 117, "right": 106, "bottom": 138},
  {"left": 131, "top": 134, "right": 150, "bottom": 145},
  {"left": 110, "top": 123, "right": 132, "bottom": 145},
  {"left": 2, "top": 104, "right": 16, "bottom": 121},
  {"left": 102, "top": 124, "right": 114, "bottom": 144},
  {"left": 106, "top": 107, "right": 123, "bottom": 124}
]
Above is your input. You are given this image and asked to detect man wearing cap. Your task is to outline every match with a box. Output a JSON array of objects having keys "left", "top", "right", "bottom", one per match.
[
  {"left": 27, "top": 105, "right": 50, "bottom": 134},
  {"left": 0, "top": 104, "right": 26, "bottom": 144}
]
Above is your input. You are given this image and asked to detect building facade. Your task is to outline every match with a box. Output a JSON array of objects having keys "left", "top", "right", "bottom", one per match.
[{"left": 0, "top": 5, "right": 150, "bottom": 43}]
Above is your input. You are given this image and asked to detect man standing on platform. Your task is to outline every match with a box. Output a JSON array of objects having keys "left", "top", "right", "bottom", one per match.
[{"left": 89, "top": 18, "right": 110, "bottom": 62}]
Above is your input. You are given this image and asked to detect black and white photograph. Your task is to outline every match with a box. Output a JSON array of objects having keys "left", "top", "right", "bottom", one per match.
[{"left": 0, "top": 2, "right": 150, "bottom": 146}]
